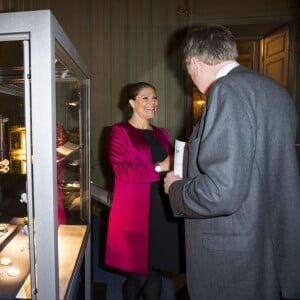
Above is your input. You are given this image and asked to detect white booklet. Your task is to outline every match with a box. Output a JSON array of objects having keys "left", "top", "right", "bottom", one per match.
[
  {"left": 174, "top": 139, "right": 186, "bottom": 177},
  {"left": 56, "top": 142, "right": 80, "bottom": 156}
]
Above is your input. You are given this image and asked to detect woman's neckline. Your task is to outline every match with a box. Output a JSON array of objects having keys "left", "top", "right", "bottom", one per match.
[{"left": 128, "top": 120, "right": 152, "bottom": 130}]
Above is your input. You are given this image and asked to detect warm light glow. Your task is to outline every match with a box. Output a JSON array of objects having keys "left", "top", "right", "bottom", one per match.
[{"left": 192, "top": 86, "right": 207, "bottom": 124}]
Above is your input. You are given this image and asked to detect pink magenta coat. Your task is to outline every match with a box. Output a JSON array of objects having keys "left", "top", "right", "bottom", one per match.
[{"left": 105, "top": 121, "right": 172, "bottom": 274}]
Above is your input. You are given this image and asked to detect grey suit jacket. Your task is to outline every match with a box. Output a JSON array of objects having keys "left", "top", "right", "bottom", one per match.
[{"left": 169, "top": 66, "right": 300, "bottom": 300}]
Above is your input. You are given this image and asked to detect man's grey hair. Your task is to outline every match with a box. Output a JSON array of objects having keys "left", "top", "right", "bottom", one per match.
[{"left": 182, "top": 24, "right": 238, "bottom": 66}]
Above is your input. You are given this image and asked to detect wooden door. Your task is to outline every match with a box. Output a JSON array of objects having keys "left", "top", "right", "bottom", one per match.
[{"left": 260, "top": 26, "right": 289, "bottom": 88}]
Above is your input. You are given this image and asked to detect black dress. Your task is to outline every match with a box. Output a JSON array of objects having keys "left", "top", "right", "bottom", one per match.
[{"left": 140, "top": 129, "right": 184, "bottom": 274}]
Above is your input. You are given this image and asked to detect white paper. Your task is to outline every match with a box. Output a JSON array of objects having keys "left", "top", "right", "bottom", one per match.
[
  {"left": 56, "top": 142, "right": 80, "bottom": 156},
  {"left": 174, "top": 139, "right": 185, "bottom": 177}
]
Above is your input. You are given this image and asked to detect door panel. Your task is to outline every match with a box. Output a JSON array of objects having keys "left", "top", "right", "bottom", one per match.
[{"left": 260, "top": 26, "right": 289, "bottom": 87}]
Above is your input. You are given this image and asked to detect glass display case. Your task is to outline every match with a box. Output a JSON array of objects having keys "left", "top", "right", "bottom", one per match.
[{"left": 0, "top": 10, "right": 91, "bottom": 299}]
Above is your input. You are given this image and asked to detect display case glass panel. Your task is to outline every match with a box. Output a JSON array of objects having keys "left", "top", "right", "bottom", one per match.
[
  {"left": 0, "top": 10, "right": 91, "bottom": 300},
  {"left": 55, "top": 43, "right": 89, "bottom": 225},
  {"left": 0, "top": 39, "right": 30, "bottom": 300}
]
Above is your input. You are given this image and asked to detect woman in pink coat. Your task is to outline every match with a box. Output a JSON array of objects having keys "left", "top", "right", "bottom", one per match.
[{"left": 105, "top": 82, "right": 183, "bottom": 299}]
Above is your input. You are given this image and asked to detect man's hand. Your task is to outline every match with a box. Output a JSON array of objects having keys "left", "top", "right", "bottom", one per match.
[{"left": 164, "top": 171, "right": 181, "bottom": 194}]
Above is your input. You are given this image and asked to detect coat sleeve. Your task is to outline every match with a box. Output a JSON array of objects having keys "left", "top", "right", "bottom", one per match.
[
  {"left": 169, "top": 82, "right": 255, "bottom": 218},
  {"left": 109, "top": 124, "right": 160, "bottom": 182}
]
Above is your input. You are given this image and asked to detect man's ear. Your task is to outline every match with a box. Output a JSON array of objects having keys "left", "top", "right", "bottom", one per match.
[{"left": 190, "top": 57, "right": 201, "bottom": 69}]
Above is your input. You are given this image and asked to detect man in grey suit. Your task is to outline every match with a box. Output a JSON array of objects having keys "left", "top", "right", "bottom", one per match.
[{"left": 164, "top": 24, "right": 300, "bottom": 300}]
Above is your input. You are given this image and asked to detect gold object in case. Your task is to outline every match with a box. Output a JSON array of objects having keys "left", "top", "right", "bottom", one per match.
[{"left": 9, "top": 126, "right": 26, "bottom": 174}]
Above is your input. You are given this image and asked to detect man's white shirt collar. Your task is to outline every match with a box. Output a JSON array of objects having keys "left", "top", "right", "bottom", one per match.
[{"left": 216, "top": 61, "right": 240, "bottom": 79}]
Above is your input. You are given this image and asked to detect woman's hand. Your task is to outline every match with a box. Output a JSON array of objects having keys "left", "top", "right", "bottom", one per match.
[{"left": 159, "top": 155, "right": 173, "bottom": 172}]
